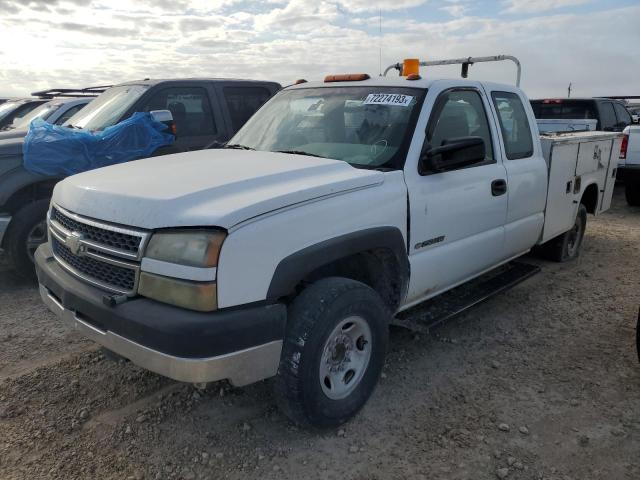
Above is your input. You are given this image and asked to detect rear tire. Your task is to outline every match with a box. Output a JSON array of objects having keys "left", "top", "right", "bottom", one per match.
[
  {"left": 273, "top": 277, "right": 389, "bottom": 428},
  {"left": 540, "top": 203, "right": 588, "bottom": 262},
  {"left": 625, "top": 182, "right": 640, "bottom": 206},
  {"left": 4, "top": 199, "right": 50, "bottom": 279}
]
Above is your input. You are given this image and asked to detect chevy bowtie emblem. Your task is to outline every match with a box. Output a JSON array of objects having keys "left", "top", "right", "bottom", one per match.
[{"left": 66, "top": 231, "right": 86, "bottom": 256}]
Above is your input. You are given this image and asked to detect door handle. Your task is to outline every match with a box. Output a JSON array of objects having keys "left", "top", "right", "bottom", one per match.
[{"left": 491, "top": 179, "right": 507, "bottom": 196}]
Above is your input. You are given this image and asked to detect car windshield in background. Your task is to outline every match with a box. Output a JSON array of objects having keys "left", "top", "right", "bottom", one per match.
[
  {"left": 0, "top": 101, "right": 22, "bottom": 121},
  {"left": 11, "top": 103, "right": 58, "bottom": 129},
  {"left": 65, "top": 85, "right": 149, "bottom": 131},
  {"left": 530, "top": 100, "right": 597, "bottom": 119},
  {"left": 229, "top": 86, "right": 425, "bottom": 169}
]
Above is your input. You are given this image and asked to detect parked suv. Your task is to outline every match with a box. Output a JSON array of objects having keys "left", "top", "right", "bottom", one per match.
[
  {"left": 0, "top": 78, "right": 280, "bottom": 277},
  {"left": 530, "top": 98, "right": 633, "bottom": 132},
  {"left": 0, "top": 98, "right": 49, "bottom": 130}
]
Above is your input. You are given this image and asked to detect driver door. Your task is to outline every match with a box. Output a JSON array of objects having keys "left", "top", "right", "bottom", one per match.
[{"left": 404, "top": 85, "right": 508, "bottom": 305}]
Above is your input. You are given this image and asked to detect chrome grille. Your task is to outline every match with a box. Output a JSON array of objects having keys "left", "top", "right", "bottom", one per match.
[
  {"left": 51, "top": 206, "right": 142, "bottom": 255},
  {"left": 52, "top": 237, "right": 136, "bottom": 291},
  {"left": 48, "top": 204, "right": 149, "bottom": 295}
]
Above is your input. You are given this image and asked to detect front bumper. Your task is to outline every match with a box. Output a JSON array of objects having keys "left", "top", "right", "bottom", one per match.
[
  {"left": 0, "top": 214, "right": 10, "bottom": 247},
  {"left": 35, "top": 244, "right": 286, "bottom": 386}
]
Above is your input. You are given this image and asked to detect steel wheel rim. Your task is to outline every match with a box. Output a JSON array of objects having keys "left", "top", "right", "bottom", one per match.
[
  {"left": 26, "top": 220, "right": 47, "bottom": 262},
  {"left": 319, "top": 315, "right": 372, "bottom": 400}
]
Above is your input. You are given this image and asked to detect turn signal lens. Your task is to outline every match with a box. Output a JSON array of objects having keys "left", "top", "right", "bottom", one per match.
[
  {"left": 402, "top": 58, "right": 420, "bottom": 77},
  {"left": 138, "top": 272, "right": 218, "bottom": 312}
]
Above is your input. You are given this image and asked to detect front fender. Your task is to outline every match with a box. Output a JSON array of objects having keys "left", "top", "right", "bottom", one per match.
[
  {"left": 0, "top": 165, "right": 59, "bottom": 209},
  {"left": 266, "top": 227, "right": 409, "bottom": 301}
]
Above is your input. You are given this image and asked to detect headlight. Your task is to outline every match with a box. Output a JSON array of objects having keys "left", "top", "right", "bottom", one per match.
[
  {"left": 139, "top": 229, "right": 226, "bottom": 311},
  {"left": 145, "top": 230, "right": 225, "bottom": 267}
]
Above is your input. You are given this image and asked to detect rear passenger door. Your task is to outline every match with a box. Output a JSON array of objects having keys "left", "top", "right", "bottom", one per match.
[
  {"left": 486, "top": 88, "right": 548, "bottom": 258},
  {"left": 218, "top": 85, "right": 273, "bottom": 136},
  {"left": 138, "top": 85, "right": 223, "bottom": 152}
]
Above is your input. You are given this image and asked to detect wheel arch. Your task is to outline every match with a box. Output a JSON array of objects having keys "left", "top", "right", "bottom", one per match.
[
  {"left": 580, "top": 181, "right": 599, "bottom": 214},
  {"left": 267, "top": 227, "right": 409, "bottom": 312}
]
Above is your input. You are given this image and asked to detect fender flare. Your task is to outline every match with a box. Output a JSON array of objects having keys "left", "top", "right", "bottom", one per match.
[
  {"left": 266, "top": 226, "right": 409, "bottom": 302},
  {"left": 0, "top": 166, "right": 58, "bottom": 208}
]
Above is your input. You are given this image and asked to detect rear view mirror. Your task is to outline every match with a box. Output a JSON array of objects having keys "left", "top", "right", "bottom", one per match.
[
  {"left": 420, "top": 136, "right": 486, "bottom": 174},
  {"left": 150, "top": 109, "right": 177, "bottom": 136}
]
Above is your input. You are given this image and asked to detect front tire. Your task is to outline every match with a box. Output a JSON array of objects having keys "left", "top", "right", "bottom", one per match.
[
  {"left": 4, "top": 199, "right": 50, "bottom": 279},
  {"left": 626, "top": 182, "right": 640, "bottom": 206},
  {"left": 274, "top": 277, "right": 389, "bottom": 428}
]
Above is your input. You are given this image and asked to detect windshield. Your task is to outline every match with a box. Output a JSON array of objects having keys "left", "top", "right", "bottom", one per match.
[
  {"left": 65, "top": 84, "right": 148, "bottom": 130},
  {"left": 229, "top": 86, "right": 425, "bottom": 169},
  {"left": 0, "top": 101, "right": 22, "bottom": 121},
  {"left": 11, "top": 102, "right": 58, "bottom": 129}
]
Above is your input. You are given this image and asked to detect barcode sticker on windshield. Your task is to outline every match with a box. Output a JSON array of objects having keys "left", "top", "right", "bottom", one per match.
[{"left": 364, "top": 93, "right": 414, "bottom": 107}]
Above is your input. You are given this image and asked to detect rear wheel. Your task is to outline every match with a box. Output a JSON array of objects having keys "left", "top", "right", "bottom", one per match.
[
  {"left": 541, "top": 203, "right": 588, "bottom": 262},
  {"left": 4, "top": 199, "right": 50, "bottom": 279},
  {"left": 274, "top": 277, "right": 389, "bottom": 428},
  {"left": 625, "top": 182, "right": 640, "bottom": 206}
]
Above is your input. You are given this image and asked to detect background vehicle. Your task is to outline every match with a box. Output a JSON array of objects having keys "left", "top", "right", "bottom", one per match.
[
  {"left": 530, "top": 98, "right": 633, "bottom": 132},
  {"left": 0, "top": 78, "right": 280, "bottom": 277},
  {"left": 0, "top": 87, "right": 105, "bottom": 140},
  {"left": 0, "top": 98, "right": 49, "bottom": 130},
  {"left": 619, "top": 124, "right": 640, "bottom": 205},
  {"left": 34, "top": 56, "right": 621, "bottom": 428}
]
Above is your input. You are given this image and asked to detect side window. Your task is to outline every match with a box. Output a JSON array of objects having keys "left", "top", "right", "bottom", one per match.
[
  {"left": 55, "top": 104, "right": 85, "bottom": 125},
  {"left": 613, "top": 103, "right": 632, "bottom": 128},
  {"left": 426, "top": 89, "right": 494, "bottom": 166},
  {"left": 491, "top": 91, "right": 534, "bottom": 160},
  {"left": 223, "top": 87, "right": 272, "bottom": 132},
  {"left": 599, "top": 102, "right": 617, "bottom": 131},
  {"left": 141, "top": 87, "right": 216, "bottom": 137}
]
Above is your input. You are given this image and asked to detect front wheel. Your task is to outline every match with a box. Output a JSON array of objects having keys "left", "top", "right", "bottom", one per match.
[
  {"left": 273, "top": 277, "right": 389, "bottom": 428},
  {"left": 4, "top": 199, "right": 50, "bottom": 279}
]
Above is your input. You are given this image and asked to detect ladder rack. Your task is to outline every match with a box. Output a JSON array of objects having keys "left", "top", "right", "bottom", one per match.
[{"left": 384, "top": 54, "right": 522, "bottom": 87}]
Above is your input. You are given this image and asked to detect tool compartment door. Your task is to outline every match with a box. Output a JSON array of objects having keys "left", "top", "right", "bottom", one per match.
[
  {"left": 540, "top": 140, "right": 580, "bottom": 243},
  {"left": 599, "top": 137, "right": 622, "bottom": 213}
]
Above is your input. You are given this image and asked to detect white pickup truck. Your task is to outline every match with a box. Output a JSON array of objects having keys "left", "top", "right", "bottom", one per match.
[
  {"left": 35, "top": 58, "right": 622, "bottom": 428},
  {"left": 619, "top": 124, "right": 640, "bottom": 206}
]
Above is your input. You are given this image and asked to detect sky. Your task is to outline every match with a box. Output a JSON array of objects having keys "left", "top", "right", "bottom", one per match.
[{"left": 0, "top": 0, "right": 639, "bottom": 98}]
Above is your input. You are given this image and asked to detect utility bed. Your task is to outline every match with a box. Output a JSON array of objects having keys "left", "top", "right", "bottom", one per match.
[{"left": 539, "top": 131, "right": 622, "bottom": 243}]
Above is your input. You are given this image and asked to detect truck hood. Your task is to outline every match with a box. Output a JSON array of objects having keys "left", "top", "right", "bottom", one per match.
[
  {"left": 0, "top": 127, "right": 29, "bottom": 142},
  {"left": 53, "top": 149, "right": 384, "bottom": 229},
  {"left": 0, "top": 137, "right": 24, "bottom": 157}
]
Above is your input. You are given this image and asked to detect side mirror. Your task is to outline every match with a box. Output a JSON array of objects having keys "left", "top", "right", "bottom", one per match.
[
  {"left": 150, "top": 110, "right": 177, "bottom": 136},
  {"left": 420, "top": 136, "right": 486, "bottom": 174}
]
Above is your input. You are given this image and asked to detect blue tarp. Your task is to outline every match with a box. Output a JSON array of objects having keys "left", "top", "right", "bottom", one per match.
[{"left": 23, "top": 112, "right": 175, "bottom": 176}]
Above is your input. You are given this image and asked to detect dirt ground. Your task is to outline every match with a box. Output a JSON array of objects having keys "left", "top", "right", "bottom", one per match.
[{"left": 0, "top": 187, "right": 638, "bottom": 480}]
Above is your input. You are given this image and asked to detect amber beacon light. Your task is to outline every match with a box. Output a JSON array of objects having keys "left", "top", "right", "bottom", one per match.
[{"left": 401, "top": 58, "right": 420, "bottom": 77}]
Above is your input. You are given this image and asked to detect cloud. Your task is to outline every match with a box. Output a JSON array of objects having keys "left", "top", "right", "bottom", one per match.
[
  {"left": 502, "top": 0, "right": 591, "bottom": 14},
  {"left": 0, "top": 0, "right": 638, "bottom": 100}
]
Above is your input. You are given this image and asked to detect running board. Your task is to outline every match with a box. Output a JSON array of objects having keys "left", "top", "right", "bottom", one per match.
[{"left": 392, "top": 261, "right": 540, "bottom": 333}]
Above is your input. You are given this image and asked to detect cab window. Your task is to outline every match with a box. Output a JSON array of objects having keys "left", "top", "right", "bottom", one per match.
[
  {"left": 491, "top": 91, "right": 534, "bottom": 160},
  {"left": 141, "top": 87, "right": 216, "bottom": 137},
  {"left": 426, "top": 89, "right": 494, "bottom": 166},
  {"left": 613, "top": 103, "right": 632, "bottom": 129}
]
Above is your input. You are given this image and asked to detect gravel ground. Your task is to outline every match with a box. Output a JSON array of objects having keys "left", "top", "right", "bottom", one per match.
[{"left": 0, "top": 187, "right": 638, "bottom": 480}]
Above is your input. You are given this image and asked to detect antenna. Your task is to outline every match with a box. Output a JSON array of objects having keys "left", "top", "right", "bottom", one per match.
[{"left": 378, "top": 9, "right": 382, "bottom": 76}]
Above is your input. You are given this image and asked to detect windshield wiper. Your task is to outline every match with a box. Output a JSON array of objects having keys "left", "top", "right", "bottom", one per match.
[
  {"left": 224, "top": 144, "right": 255, "bottom": 150},
  {"left": 274, "top": 150, "right": 327, "bottom": 158}
]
